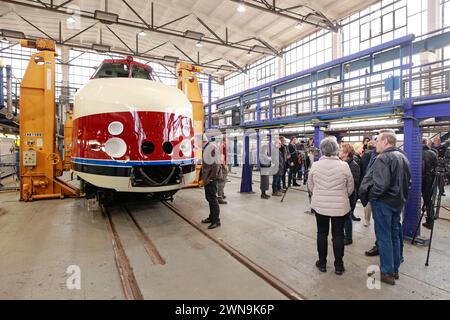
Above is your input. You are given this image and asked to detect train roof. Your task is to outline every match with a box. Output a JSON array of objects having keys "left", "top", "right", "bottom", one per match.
[{"left": 101, "top": 56, "right": 152, "bottom": 72}]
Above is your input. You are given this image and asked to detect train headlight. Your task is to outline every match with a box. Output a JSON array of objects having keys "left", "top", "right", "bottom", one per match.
[
  {"left": 108, "top": 121, "right": 124, "bottom": 136},
  {"left": 182, "top": 118, "right": 191, "bottom": 137},
  {"left": 180, "top": 139, "right": 192, "bottom": 157},
  {"left": 104, "top": 138, "right": 127, "bottom": 158},
  {"left": 182, "top": 126, "right": 191, "bottom": 137}
]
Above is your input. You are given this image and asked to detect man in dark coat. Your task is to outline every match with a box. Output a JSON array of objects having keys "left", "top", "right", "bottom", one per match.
[
  {"left": 422, "top": 139, "right": 438, "bottom": 229},
  {"left": 288, "top": 137, "right": 300, "bottom": 187},
  {"left": 280, "top": 136, "right": 289, "bottom": 189},
  {"left": 272, "top": 138, "right": 286, "bottom": 196},
  {"left": 201, "top": 140, "right": 221, "bottom": 229},
  {"left": 359, "top": 131, "right": 411, "bottom": 285}
]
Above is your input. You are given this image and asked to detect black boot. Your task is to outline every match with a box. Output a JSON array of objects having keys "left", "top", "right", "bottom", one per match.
[{"left": 422, "top": 219, "right": 433, "bottom": 230}]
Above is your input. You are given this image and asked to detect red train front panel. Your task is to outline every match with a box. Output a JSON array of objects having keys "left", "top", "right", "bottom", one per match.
[{"left": 72, "top": 111, "right": 196, "bottom": 192}]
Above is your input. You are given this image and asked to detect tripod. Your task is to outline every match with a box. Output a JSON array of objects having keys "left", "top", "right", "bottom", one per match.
[{"left": 412, "top": 169, "right": 446, "bottom": 266}]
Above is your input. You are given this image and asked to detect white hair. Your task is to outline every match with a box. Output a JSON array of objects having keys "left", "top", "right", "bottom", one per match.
[{"left": 320, "top": 137, "right": 339, "bottom": 157}]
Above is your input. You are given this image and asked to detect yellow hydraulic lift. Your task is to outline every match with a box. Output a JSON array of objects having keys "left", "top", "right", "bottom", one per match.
[
  {"left": 176, "top": 62, "right": 205, "bottom": 187},
  {"left": 19, "top": 39, "right": 79, "bottom": 201},
  {"left": 63, "top": 111, "right": 73, "bottom": 171}
]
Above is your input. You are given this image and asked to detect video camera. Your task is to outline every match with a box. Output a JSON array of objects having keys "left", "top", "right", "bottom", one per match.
[{"left": 435, "top": 144, "right": 450, "bottom": 174}]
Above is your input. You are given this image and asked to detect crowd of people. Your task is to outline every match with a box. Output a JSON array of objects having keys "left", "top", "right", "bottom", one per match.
[{"left": 199, "top": 131, "right": 448, "bottom": 285}]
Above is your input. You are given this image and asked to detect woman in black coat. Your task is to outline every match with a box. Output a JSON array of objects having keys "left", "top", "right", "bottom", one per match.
[{"left": 339, "top": 143, "right": 361, "bottom": 245}]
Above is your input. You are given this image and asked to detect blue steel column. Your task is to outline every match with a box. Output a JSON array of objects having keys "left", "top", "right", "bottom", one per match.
[
  {"left": 314, "top": 126, "right": 325, "bottom": 160},
  {"left": 240, "top": 134, "right": 253, "bottom": 193},
  {"left": 268, "top": 87, "right": 273, "bottom": 121},
  {"left": 233, "top": 136, "right": 238, "bottom": 166},
  {"left": 256, "top": 130, "right": 260, "bottom": 170},
  {"left": 208, "top": 75, "right": 212, "bottom": 129},
  {"left": 256, "top": 90, "right": 261, "bottom": 122},
  {"left": 403, "top": 113, "right": 422, "bottom": 238},
  {"left": 0, "top": 66, "right": 4, "bottom": 107}
]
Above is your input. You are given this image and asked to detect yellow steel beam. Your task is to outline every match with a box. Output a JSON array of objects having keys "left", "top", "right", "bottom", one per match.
[{"left": 177, "top": 62, "right": 204, "bottom": 187}]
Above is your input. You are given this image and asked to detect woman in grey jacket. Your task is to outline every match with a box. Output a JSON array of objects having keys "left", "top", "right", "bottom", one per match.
[
  {"left": 259, "top": 144, "right": 271, "bottom": 199},
  {"left": 307, "top": 137, "right": 354, "bottom": 275}
]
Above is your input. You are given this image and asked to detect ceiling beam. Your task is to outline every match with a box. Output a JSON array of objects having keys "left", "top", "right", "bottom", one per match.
[
  {"left": 105, "top": 25, "right": 134, "bottom": 53},
  {"left": 228, "top": 0, "right": 339, "bottom": 31},
  {"left": 1, "top": 0, "right": 275, "bottom": 55},
  {"left": 62, "top": 22, "right": 98, "bottom": 44}
]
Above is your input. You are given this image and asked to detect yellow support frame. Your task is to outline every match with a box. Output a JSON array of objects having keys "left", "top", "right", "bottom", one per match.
[
  {"left": 177, "top": 62, "right": 205, "bottom": 187},
  {"left": 19, "top": 40, "right": 79, "bottom": 201}
]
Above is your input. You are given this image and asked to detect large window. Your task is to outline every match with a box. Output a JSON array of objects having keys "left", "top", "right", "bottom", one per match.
[
  {"left": 248, "top": 56, "right": 277, "bottom": 87},
  {"left": 285, "top": 30, "right": 332, "bottom": 76},
  {"left": 224, "top": 73, "right": 244, "bottom": 96},
  {"left": 342, "top": 0, "right": 428, "bottom": 57}
]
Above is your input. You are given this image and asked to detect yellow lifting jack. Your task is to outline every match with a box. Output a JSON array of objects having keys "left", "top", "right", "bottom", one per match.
[
  {"left": 19, "top": 39, "right": 79, "bottom": 201},
  {"left": 177, "top": 62, "right": 205, "bottom": 187}
]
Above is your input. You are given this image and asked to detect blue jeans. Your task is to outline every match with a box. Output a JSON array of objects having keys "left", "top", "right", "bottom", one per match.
[
  {"left": 272, "top": 175, "right": 282, "bottom": 193},
  {"left": 371, "top": 199, "right": 402, "bottom": 275}
]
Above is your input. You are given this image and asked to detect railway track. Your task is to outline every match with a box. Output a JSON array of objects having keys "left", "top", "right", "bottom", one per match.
[
  {"left": 161, "top": 201, "right": 307, "bottom": 300},
  {"left": 101, "top": 199, "right": 307, "bottom": 300}
]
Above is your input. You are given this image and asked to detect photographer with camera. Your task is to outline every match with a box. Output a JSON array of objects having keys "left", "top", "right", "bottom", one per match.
[
  {"left": 288, "top": 137, "right": 300, "bottom": 187},
  {"left": 422, "top": 139, "right": 438, "bottom": 230}
]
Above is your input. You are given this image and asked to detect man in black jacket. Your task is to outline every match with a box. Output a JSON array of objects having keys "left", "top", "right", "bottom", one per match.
[
  {"left": 359, "top": 131, "right": 411, "bottom": 285},
  {"left": 201, "top": 140, "right": 222, "bottom": 229},
  {"left": 288, "top": 137, "right": 300, "bottom": 187},
  {"left": 280, "top": 136, "right": 289, "bottom": 190},
  {"left": 422, "top": 139, "right": 438, "bottom": 229}
]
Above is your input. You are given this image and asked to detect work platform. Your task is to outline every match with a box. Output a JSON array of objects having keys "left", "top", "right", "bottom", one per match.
[{"left": 0, "top": 174, "right": 449, "bottom": 300}]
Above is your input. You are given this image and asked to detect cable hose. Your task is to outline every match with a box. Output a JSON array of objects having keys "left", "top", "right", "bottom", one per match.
[{"left": 138, "top": 166, "right": 180, "bottom": 186}]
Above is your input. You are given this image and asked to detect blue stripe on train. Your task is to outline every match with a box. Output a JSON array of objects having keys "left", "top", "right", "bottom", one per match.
[{"left": 72, "top": 157, "right": 195, "bottom": 167}]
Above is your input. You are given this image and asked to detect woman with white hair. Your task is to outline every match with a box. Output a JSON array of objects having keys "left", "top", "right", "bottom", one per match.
[{"left": 307, "top": 137, "right": 354, "bottom": 275}]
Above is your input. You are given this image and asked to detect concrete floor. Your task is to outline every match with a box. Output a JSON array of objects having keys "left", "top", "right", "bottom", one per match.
[{"left": 1, "top": 172, "right": 450, "bottom": 300}]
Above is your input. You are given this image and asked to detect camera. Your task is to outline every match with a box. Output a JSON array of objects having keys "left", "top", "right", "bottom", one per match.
[{"left": 435, "top": 145, "right": 450, "bottom": 174}]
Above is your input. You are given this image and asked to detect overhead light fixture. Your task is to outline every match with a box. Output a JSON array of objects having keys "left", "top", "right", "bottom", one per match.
[
  {"left": 220, "top": 65, "right": 235, "bottom": 72},
  {"left": 94, "top": 10, "right": 119, "bottom": 24},
  {"left": 163, "top": 55, "right": 178, "bottom": 63},
  {"left": 0, "top": 29, "right": 25, "bottom": 39},
  {"left": 295, "top": 22, "right": 303, "bottom": 30},
  {"left": 184, "top": 30, "right": 204, "bottom": 40},
  {"left": 67, "top": 16, "right": 76, "bottom": 24},
  {"left": 237, "top": 3, "right": 246, "bottom": 13},
  {"left": 196, "top": 41, "right": 203, "bottom": 48},
  {"left": 138, "top": 30, "right": 147, "bottom": 37},
  {"left": 252, "top": 45, "right": 273, "bottom": 55},
  {"left": 92, "top": 43, "right": 111, "bottom": 53},
  {"left": 0, "top": 37, "right": 9, "bottom": 44}
]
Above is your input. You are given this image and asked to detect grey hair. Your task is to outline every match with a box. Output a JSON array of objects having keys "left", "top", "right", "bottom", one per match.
[{"left": 320, "top": 137, "right": 339, "bottom": 157}]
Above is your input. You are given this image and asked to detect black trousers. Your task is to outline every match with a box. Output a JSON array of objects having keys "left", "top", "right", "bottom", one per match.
[
  {"left": 422, "top": 175, "right": 434, "bottom": 222},
  {"left": 205, "top": 181, "right": 220, "bottom": 223},
  {"left": 314, "top": 211, "right": 345, "bottom": 267},
  {"left": 282, "top": 167, "right": 288, "bottom": 189},
  {"left": 288, "top": 163, "right": 299, "bottom": 186}
]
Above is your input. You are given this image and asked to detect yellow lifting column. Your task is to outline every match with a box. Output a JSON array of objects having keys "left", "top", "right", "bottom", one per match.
[
  {"left": 19, "top": 39, "right": 79, "bottom": 201},
  {"left": 177, "top": 62, "right": 204, "bottom": 187},
  {"left": 63, "top": 111, "right": 73, "bottom": 171}
]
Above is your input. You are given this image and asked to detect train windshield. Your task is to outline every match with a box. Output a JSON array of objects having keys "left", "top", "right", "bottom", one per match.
[
  {"left": 93, "top": 63, "right": 130, "bottom": 79},
  {"left": 92, "top": 62, "right": 154, "bottom": 80},
  {"left": 131, "top": 65, "right": 153, "bottom": 80}
]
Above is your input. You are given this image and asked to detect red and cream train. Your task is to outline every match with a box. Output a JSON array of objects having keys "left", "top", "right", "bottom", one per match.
[{"left": 71, "top": 57, "right": 196, "bottom": 199}]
